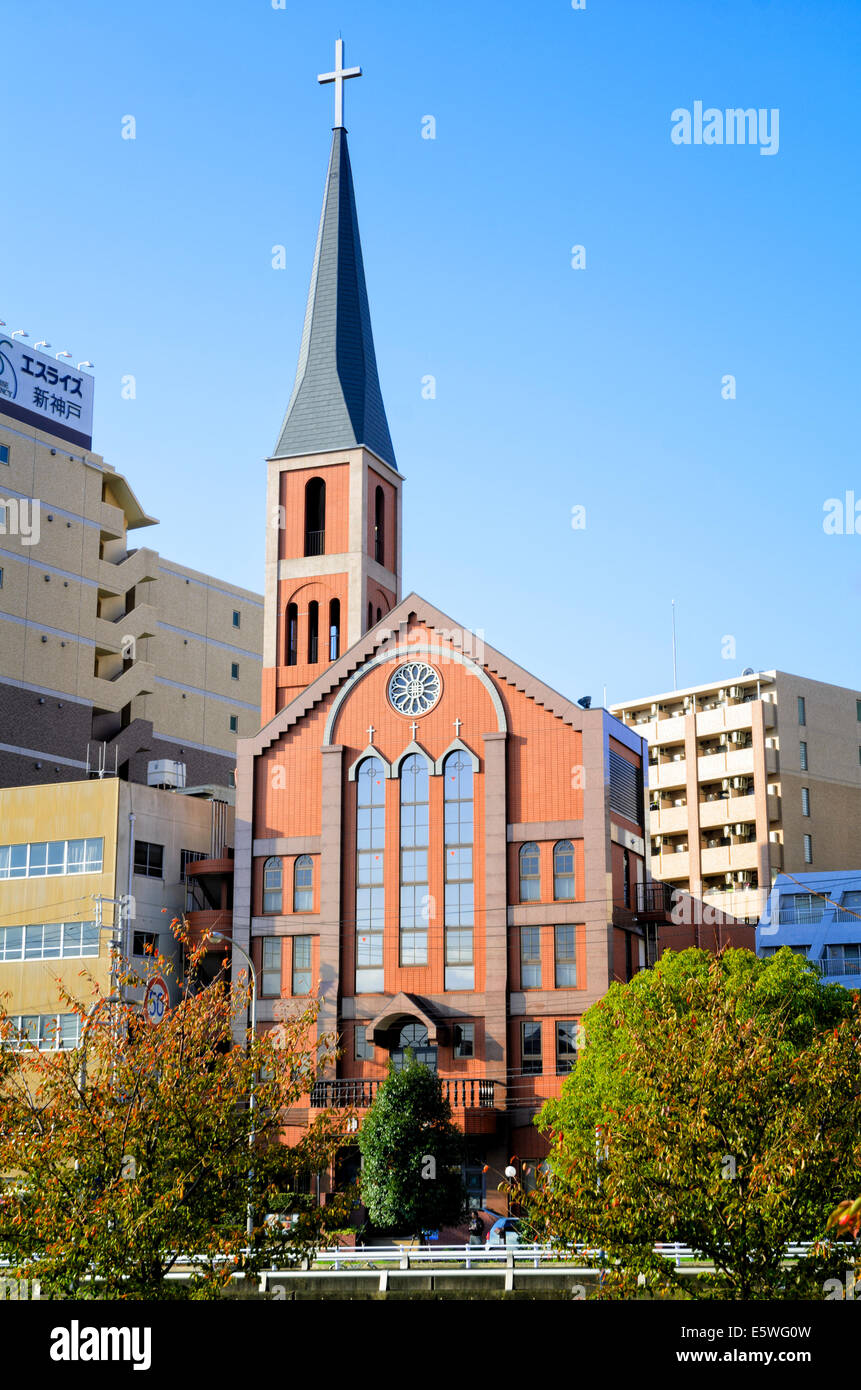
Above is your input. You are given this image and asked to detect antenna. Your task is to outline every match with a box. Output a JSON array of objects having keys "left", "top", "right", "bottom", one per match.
[{"left": 671, "top": 599, "right": 678, "bottom": 690}]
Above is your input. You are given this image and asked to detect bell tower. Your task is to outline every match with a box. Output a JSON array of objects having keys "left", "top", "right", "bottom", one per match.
[{"left": 261, "top": 42, "right": 402, "bottom": 722}]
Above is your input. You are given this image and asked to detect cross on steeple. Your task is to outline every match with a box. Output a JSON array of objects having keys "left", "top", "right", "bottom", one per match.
[
  {"left": 367, "top": 725, "right": 376, "bottom": 745},
  {"left": 318, "top": 38, "right": 362, "bottom": 129},
  {"left": 410, "top": 721, "right": 419, "bottom": 739},
  {"left": 453, "top": 717, "right": 463, "bottom": 736}
]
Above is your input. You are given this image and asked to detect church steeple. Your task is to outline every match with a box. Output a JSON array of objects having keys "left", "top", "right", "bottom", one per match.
[
  {"left": 260, "top": 40, "right": 402, "bottom": 725},
  {"left": 274, "top": 45, "right": 396, "bottom": 470}
]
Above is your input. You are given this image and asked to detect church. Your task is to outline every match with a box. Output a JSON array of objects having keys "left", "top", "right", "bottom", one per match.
[{"left": 232, "top": 43, "right": 650, "bottom": 1212}]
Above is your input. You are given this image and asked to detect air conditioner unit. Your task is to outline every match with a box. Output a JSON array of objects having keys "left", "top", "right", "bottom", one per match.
[
  {"left": 654, "top": 836, "right": 663, "bottom": 848},
  {"left": 728, "top": 686, "right": 742, "bottom": 698},
  {"left": 724, "top": 873, "right": 735, "bottom": 884},
  {"left": 719, "top": 734, "right": 728, "bottom": 745},
  {"left": 721, "top": 778, "right": 730, "bottom": 790},
  {"left": 718, "top": 689, "right": 727, "bottom": 700},
  {"left": 734, "top": 824, "right": 746, "bottom": 835},
  {"left": 650, "top": 703, "right": 659, "bottom": 715}
]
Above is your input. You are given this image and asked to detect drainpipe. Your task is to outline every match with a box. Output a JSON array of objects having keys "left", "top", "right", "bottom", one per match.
[{"left": 126, "top": 808, "right": 136, "bottom": 966}]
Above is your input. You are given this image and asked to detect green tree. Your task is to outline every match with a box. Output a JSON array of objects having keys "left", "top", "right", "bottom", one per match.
[
  {"left": 0, "top": 924, "right": 353, "bottom": 1298},
  {"left": 358, "top": 1058, "right": 466, "bottom": 1237},
  {"left": 522, "top": 948, "right": 861, "bottom": 1299}
]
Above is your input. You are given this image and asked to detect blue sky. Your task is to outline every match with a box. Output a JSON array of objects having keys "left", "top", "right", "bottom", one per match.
[{"left": 4, "top": 0, "right": 859, "bottom": 704}]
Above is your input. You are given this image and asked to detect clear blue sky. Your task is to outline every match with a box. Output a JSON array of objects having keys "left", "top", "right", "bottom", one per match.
[{"left": 4, "top": 0, "right": 859, "bottom": 704}]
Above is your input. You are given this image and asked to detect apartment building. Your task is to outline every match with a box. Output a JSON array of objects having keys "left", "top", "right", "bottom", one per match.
[
  {"left": 0, "top": 351, "right": 262, "bottom": 790},
  {"left": 612, "top": 670, "right": 861, "bottom": 922},
  {"left": 0, "top": 776, "right": 234, "bottom": 1043},
  {"left": 756, "top": 870, "right": 861, "bottom": 989}
]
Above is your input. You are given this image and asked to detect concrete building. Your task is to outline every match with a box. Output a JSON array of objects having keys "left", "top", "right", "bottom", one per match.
[
  {"left": 0, "top": 777, "right": 234, "bottom": 1043},
  {"left": 611, "top": 670, "right": 861, "bottom": 923},
  {"left": 756, "top": 870, "right": 861, "bottom": 989},
  {"left": 0, "top": 368, "right": 262, "bottom": 790}
]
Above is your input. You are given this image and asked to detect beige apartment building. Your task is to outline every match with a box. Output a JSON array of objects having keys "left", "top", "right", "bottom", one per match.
[
  {"left": 0, "top": 392, "right": 262, "bottom": 789},
  {"left": 612, "top": 670, "right": 861, "bottom": 923}
]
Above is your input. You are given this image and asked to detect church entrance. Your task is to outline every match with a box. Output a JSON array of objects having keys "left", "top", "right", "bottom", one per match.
[{"left": 390, "top": 1021, "right": 437, "bottom": 1073}]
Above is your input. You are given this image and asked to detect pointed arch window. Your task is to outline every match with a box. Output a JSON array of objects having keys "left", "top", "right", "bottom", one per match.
[
  {"left": 293, "top": 855, "right": 313, "bottom": 913},
  {"left": 374, "top": 485, "right": 385, "bottom": 564},
  {"left": 367, "top": 601, "right": 373, "bottom": 632},
  {"left": 286, "top": 604, "right": 298, "bottom": 666},
  {"left": 263, "top": 857, "right": 282, "bottom": 914},
  {"left": 554, "top": 840, "right": 576, "bottom": 901},
  {"left": 304, "top": 478, "right": 325, "bottom": 556},
  {"left": 519, "top": 843, "right": 540, "bottom": 902},
  {"left": 307, "top": 600, "right": 319, "bottom": 664},
  {"left": 400, "top": 754, "right": 429, "bottom": 965},
  {"left": 444, "top": 751, "right": 474, "bottom": 990},
  {"left": 329, "top": 598, "right": 340, "bottom": 661},
  {"left": 376, "top": 606, "right": 382, "bottom": 624},
  {"left": 356, "top": 757, "right": 386, "bottom": 993}
]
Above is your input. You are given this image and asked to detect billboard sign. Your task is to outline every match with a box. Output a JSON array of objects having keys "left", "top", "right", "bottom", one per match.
[{"left": 0, "top": 336, "right": 94, "bottom": 450}]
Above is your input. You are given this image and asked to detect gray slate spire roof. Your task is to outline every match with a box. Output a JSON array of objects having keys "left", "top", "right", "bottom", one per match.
[{"left": 274, "top": 127, "right": 397, "bottom": 469}]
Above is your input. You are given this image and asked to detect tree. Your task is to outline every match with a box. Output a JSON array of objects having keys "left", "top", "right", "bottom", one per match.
[
  {"left": 521, "top": 948, "right": 861, "bottom": 1299},
  {"left": 358, "top": 1058, "right": 466, "bottom": 1237},
  {"left": 0, "top": 923, "right": 353, "bottom": 1298}
]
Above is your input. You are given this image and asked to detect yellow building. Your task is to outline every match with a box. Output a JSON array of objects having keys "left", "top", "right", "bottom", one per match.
[{"left": 0, "top": 777, "right": 233, "bottom": 1045}]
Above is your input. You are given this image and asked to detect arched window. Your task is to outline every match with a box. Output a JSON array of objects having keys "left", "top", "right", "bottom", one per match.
[
  {"left": 374, "top": 485, "right": 385, "bottom": 564},
  {"left": 400, "top": 753, "right": 429, "bottom": 965},
  {"left": 304, "top": 478, "right": 325, "bottom": 556},
  {"left": 376, "top": 606, "right": 382, "bottom": 624},
  {"left": 286, "top": 603, "right": 298, "bottom": 666},
  {"left": 307, "top": 600, "right": 319, "bottom": 664},
  {"left": 367, "top": 601, "right": 373, "bottom": 631},
  {"left": 294, "top": 854, "right": 313, "bottom": 912},
  {"left": 519, "top": 843, "right": 540, "bottom": 902},
  {"left": 444, "top": 750, "right": 474, "bottom": 990},
  {"left": 263, "top": 856, "right": 282, "bottom": 914},
  {"left": 356, "top": 757, "right": 386, "bottom": 992},
  {"left": 329, "top": 598, "right": 340, "bottom": 661},
  {"left": 554, "top": 840, "right": 576, "bottom": 900},
  {"left": 391, "top": 1020, "right": 437, "bottom": 1072}
]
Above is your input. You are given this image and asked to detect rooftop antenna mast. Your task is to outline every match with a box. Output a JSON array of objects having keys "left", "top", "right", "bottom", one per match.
[{"left": 671, "top": 599, "right": 678, "bottom": 691}]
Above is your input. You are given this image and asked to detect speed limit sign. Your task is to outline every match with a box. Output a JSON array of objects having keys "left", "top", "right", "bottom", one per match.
[{"left": 144, "top": 975, "right": 169, "bottom": 1026}]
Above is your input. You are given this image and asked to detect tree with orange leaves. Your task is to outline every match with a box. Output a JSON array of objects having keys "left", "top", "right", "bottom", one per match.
[{"left": 0, "top": 921, "right": 352, "bottom": 1299}]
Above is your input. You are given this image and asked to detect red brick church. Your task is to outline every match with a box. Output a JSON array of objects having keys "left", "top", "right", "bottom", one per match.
[{"left": 232, "top": 44, "right": 651, "bottom": 1211}]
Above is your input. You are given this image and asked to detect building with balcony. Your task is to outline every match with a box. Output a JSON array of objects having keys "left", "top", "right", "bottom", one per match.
[
  {"left": 0, "top": 776, "right": 234, "bottom": 1042},
  {"left": 231, "top": 74, "right": 654, "bottom": 1215},
  {"left": 611, "top": 671, "right": 861, "bottom": 923},
  {"left": 0, "top": 380, "right": 262, "bottom": 790},
  {"left": 756, "top": 871, "right": 861, "bottom": 988}
]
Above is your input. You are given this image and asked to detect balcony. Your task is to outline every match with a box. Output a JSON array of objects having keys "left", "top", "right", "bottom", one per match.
[
  {"left": 651, "top": 850, "right": 690, "bottom": 881},
  {"left": 304, "top": 530, "right": 325, "bottom": 557},
  {"left": 186, "top": 909, "right": 232, "bottom": 949},
  {"left": 697, "top": 749, "right": 755, "bottom": 782},
  {"left": 635, "top": 880, "right": 675, "bottom": 921},
  {"left": 650, "top": 805, "right": 689, "bottom": 835},
  {"left": 310, "top": 1077, "right": 496, "bottom": 1110},
  {"left": 648, "top": 713, "right": 687, "bottom": 745},
  {"left": 699, "top": 793, "right": 756, "bottom": 829},
  {"left": 648, "top": 760, "right": 687, "bottom": 790},
  {"left": 700, "top": 842, "right": 759, "bottom": 876}
]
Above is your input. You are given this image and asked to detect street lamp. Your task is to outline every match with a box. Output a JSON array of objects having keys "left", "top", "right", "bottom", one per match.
[
  {"left": 504, "top": 1163, "right": 517, "bottom": 1218},
  {"left": 207, "top": 930, "right": 257, "bottom": 1242}
]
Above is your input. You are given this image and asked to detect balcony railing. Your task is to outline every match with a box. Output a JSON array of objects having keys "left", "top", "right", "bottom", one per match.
[
  {"left": 820, "top": 958, "right": 861, "bottom": 978},
  {"left": 635, "top": 881, "right": 675, "bottom": 919},
  {"left": 310, "top": 1077, "right": 496, "bottom": 1109},
  {"left": 305, "top": 529, "right": 325, "bottom": 556}
]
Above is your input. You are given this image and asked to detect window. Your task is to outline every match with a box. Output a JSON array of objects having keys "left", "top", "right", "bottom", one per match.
[
  {"left": 803, "top": 834, "right": 813, "bottom": 864},
  {"left": 232, "top": 610, "right": 240, "bottom": 628},
  {"left": 231, "top": 662, "right": 239, "bottom": 680},
  {"left": 261, "top": 938, "right": 282, "bottom": 996},
  {"left": 453, "top": 1022, "right": 475, "bottom": 1059},
  {"left": 825, "top": 944, "right": 861, "bottom": 977},
  {"left": 556, "top": 1021, "right": 578, "bottom": 1075},
  {"left": 263, "top": 857, "right": 282, "bottom": 914},
  {"left": 307, "top": 600, "right": 319, "bottom": 664},
  {"left": 367, "top": 601, "right": 373, "bottom": 631},
  {"left": 285, "top": 603, "right": 298, "bottom": 666},
  {"left": 554, "top": 840, "right": 575, "bottom": 900},
  {"left": 554, "top": 925, "right": 577, "bottom": 987},
  {"left": 0, "top": 921, "right": 99, "bottom": 961},
  {"left": 304, "top": 478, "right": 325, "bottom": 556},
  {"left": 400, "top": 753, "right": 429, "bottom": 965},
  {"left": 797, "top": 695, "right": 806, "bottom": 726},
  {"left": 0, "top": 568, "right": 4, "bottom": 589},
  {"left": 836, "top": 891, "right": 861, "bottom": 923},
  {"left": 801, "top": 787, "right": 810, "bottom": 817},
  {"left": 229, "top": 715, "right": 238, "bottom": 733},
  {"left": 444, "top": 751, "right": 474, "bottom": 990},
  {"left": 857, "top": 699, "right": 861, "bottom": 722},
  {"left": 391, "top": 1021, "right": 437, "bottom": 1072},
  {"left": 0, "top": 444, "right": 9, "bottom": 464},
  {"left": 132, "top": 930, "right": 158, "bottom": 957},
  {"left": 133, "top": 841, "right": 163, "bottom": 879},
  {"left": 521, "top": 1021, "right": 542, "bottom": 1076},
  {"left": 329, "top": 598, "right": 340, "bottom": 661},
  {"left": 355, "top": 1025, "right": 374, "bottom": 1060},
  {"left": 799, "top": 741, "right": 808, "bottom": 771},
  {"left": 374, "top": 485, "right": 385, "bottom": 564},
  {"left": 520, "top": 926, "right": 541, "bottom": 988},
  {"left": 292, "top": 936, "right": 312, "bottom": 994},
  {"left": 356, "top": 757, "right": 386, "bottom": 992},
  {"left": 519, "top": 843, "right": 540, "bottom": 902},
  {"left": 780, "top": 892, "right": 823, "bottom": 925},
  {"left": 609, "top": 748, "right": 643, "bottom": 823},
  {"left": 180, "top": 849, "right": 206, "bottom": 878},
  {"left": 0, "top": 838, "right": 103, "bottom": 880},
  {"left": 293, "top": 855, "right": 313, "bottom": 912},
  {"left": 3, "top": 1013, "right": 80, "bottom": 1051}
]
